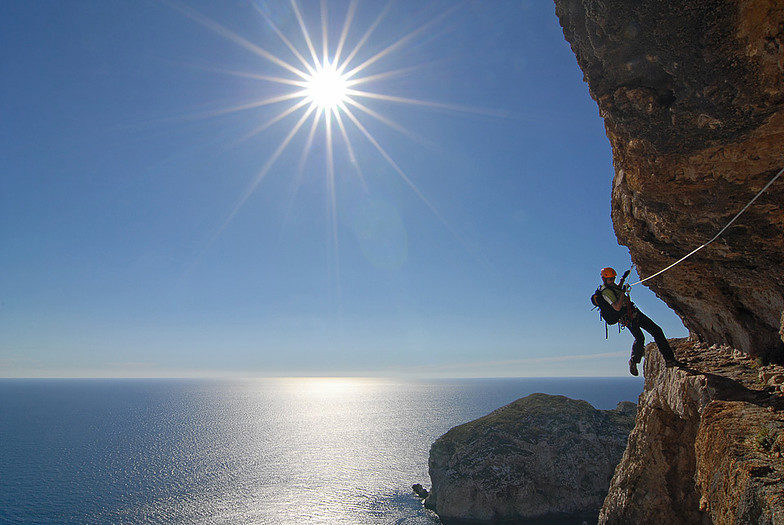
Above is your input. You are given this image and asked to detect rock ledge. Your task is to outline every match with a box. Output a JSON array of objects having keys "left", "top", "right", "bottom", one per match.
[{"left": 601, "top": 339, "right": 784, "bottom": 524}]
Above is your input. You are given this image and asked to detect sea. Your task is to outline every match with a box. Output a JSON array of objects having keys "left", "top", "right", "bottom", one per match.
[{"left": 0, "top": 377, "right": 643, "bottom": 524}]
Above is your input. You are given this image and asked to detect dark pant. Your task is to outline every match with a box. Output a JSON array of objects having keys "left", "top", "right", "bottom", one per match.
[{"left": 627, "top": 310, "right": 675, "bottom": 363}]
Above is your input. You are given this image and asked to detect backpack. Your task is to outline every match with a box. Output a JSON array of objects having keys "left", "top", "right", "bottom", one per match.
[{"left": 590, "top": 285, "right": 623, "bottom": 325}]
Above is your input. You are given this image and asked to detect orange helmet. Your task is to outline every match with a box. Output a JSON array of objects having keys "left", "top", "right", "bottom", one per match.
[{"left": 601, "top": 267, "right": 617, "bottom": 279}]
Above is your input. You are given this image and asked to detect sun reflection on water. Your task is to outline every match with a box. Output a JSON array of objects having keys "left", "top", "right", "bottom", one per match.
[
  {"left": 227, "top": 377, "right": 439, "bottom": 524},
  {"left": 1, "top": 379, "right": 643, "bottom": 523}
]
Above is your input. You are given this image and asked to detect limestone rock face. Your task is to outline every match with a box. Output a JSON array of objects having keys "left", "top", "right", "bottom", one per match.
[
  {"left": 780, "top": 311, "right": 784, "bottom": 345},
  {"left": 696, "top": 401, "right": 784, "bottom": 523},
  {"left": 554, "top": 0, "right": 784, "bottom": 360},
  {"left": 424, "top": 393, "right": 636, "bottom": 523},
  {"left": 600, "top": 339, "right": 784, "bottom": 524}
]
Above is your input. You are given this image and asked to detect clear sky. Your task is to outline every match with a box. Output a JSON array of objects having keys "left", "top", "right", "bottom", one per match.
[{"left": 1, "top": 0, "right": 687, "bottom": 378}]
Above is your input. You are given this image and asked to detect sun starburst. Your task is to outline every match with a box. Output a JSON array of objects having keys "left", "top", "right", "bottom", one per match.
[{"left": 166, "top": 0, "right": 506, "bottom": 268}]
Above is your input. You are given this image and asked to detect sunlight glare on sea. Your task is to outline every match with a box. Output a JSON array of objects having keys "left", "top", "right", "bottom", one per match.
[{"left": 0, "top": 378, "right": 642, "bottom": 524}]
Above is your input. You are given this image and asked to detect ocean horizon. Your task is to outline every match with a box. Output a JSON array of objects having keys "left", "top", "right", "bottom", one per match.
[{"left": 1, "top": 377, "right": 642, "bottom": 524}]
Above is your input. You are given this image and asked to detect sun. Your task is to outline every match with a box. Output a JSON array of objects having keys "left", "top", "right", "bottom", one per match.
[
  {"left": 305, "top": 62, "right": 348, "bottom": 111},
  {"left": 170, "top": 1, "right": 484, "bottom": 251}
]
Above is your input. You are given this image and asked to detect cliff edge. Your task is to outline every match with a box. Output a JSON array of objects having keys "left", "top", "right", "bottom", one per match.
[
  {"left": 554, "top": 0, "right": 784, "bottom": 360},
  {"left": 600, "top": 339, "right": 784, "bottom": 524}
]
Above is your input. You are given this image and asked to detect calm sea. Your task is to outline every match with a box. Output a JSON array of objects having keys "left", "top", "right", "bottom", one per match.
[{"left": 0, "top": 378, "right": 642, "bottom": 524}]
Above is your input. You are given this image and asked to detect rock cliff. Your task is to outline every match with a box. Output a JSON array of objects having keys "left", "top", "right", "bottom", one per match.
[
  {"left": 600, "top": 339, "right": 784, "bottom": 524},
  {"left": 554, "top": 0, "right": 784, "bottom": 360},
  {"left": 547, "top": 1, "right": 784, "bottom": 521},
  {"left": 424, "top": 393, "right": 636, "bottom": 523}
]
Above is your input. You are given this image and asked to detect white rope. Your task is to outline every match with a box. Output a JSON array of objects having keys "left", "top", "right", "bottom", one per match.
[{"left": 630, "top": 164, "right": 784, "bottom": 287}]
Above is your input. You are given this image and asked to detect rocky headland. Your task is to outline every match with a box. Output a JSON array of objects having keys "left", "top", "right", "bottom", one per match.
[{"left": 423, "top": 394, "right": 636, "bottom": 523}]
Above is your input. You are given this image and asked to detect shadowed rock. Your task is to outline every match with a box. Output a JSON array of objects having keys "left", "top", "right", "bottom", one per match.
[{"left": 412, "top": 483, "right": 429, "bottom": 499}]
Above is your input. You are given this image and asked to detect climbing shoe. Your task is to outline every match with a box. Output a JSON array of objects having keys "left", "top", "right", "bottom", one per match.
[{"left": 628, "top": 359, "right": 639, "bottom": 376}]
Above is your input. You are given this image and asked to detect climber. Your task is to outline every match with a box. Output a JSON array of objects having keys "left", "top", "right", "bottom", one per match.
[{"left": 596, "top": 267, "right": 680, "bottom": 376}]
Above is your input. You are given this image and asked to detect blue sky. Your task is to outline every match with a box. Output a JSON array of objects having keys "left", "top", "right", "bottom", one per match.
[{"left": 1, "top": 0, "right": 687, "bottom": 378}]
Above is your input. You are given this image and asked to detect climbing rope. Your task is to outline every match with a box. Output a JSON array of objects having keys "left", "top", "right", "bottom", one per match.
[{"left": 630, "top": 164, "right": 784, "bottom": 287}]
